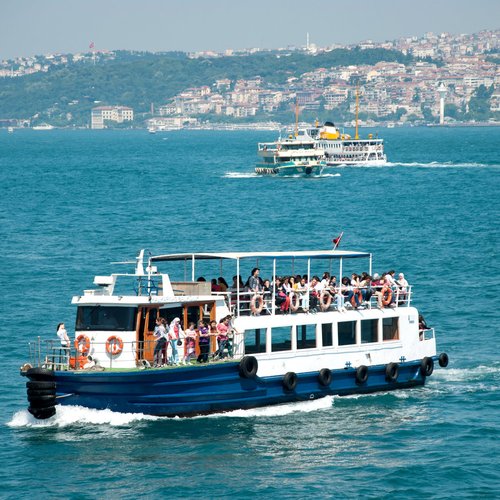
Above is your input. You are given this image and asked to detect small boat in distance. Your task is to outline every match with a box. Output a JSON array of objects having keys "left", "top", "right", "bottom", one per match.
[
  {"left": 32, "top": 123, "right": 55, "bottom": 131},
  {"left": 21, "top": 245, "right": 448, "bottom": 420}
]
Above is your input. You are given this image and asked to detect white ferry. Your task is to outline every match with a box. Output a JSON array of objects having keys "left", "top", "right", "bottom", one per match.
[
  {"left": 256, "top": 135, "right": 326, "bottom": 176},
  {"left": 21, "top": 247, "right": 448, "bottom": 419},
  {"left": 32, "top": 123, "right": 55, "bottom": 131},
  {"left": 299, "top": 122, "right": 387, "bottom": 166}
]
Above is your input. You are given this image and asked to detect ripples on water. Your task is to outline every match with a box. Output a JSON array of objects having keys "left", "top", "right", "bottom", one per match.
[{"left": 1, "top": 127, "right": 499, "bottom": 497}]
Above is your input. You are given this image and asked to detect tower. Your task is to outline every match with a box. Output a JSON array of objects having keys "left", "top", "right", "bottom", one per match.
[
  {"left": 437, "top": 82, "right": 447, "bottom": 125},
  {"left": 306, "top": 32, "right": 310, "bottom": 51}
]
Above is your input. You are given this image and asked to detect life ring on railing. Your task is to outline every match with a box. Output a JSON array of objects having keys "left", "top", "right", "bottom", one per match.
[
  {"left": 381, "top": 286, "right": 393, "bottom": 306},
  {"left": 350, "top": 289, "right": 363, "bottom": 307},
  {"left": 74, "top": 335, "right": 91, "bottom": 355},
  {"left": 289, "top": 292, "right": 300, "bottom": 312},
  {"left": 320, "top": 291, "right": 332, "bottom": 311},
  {"left": 106, "top": 336, "right": 124, "bottom": 356},
  {"left": 250, "top": 294, "right": 264, "bottom": 315}
]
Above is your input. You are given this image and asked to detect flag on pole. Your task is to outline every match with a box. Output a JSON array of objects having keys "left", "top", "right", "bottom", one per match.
[
  {"left": 89, "top": 41, "right": 95, "bottom": 49},
  {"left": 332, "top": 232, "right": 344, "bottom": 250}
]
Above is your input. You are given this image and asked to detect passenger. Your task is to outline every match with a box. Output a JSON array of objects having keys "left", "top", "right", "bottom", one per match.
[
  {"left": 215, "top": 317, "right": 230, "bottom": 359},
  {"left": 168, "top": 317, "right": 184, "bottom": 365},
  {"left": 262, "top": 279, "right": 272, "bottom": 312},
  {"left": 372, "top": 273, "right": 385, "bottom": 308},
  {"left": 248, "top": 268, "right": 263, "bottom": 293},
  {"left": 308, "top": 276, "right": 322, "bottom": 312},
  {"left": 197, "top": 276, "right": 206, "bottom": 282},
  {"left": 209, "top": 319, "right": 219, "bottom": 356},
  {"left": 385, "top": 270, "right": 396, "bottom": 287},
  {"left": 197, "top": 320, "right": 210, "bottom": 363},
  {"left": 294, "top": 274, "right": 302, "bottom": 289},
  {"left": 321, "top": 272, "right": 331, "bottom": 288},
  {"left": 282, "top": 276, "right": 292, "bottom": 294},
  {"left": 211, "top": 278, "right": 222, "bottom": 292},
  {"left": 418, "top": 314, "right": 430, "bottom": 340},
  {"left": 56, "top": 322, "right": 70, "bottom": 348},
  {"left": 218, "top": 277, "right": 229, "bottom": 292},
  {"left": 274, "top": 277, "right": 290, "bottom": 313},
  {"left": 349, "top": 273, "right": 362, "bottom": 308},
  {"left": 153, "top": 317, "right": 167, "bottom": 367},
  {"left": 183, "top": 322, "right": 197, "bottom": 364},
  {"left": 396, "top": 273, "right": 409, "bottom": 304},
  {"left": 360, "top": 274, "right": 373, "bottom": 303}
]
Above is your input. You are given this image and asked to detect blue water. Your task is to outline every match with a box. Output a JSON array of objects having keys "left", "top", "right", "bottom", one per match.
[{"left": 1, "top": 127, "right": 499, "bottom": 498}]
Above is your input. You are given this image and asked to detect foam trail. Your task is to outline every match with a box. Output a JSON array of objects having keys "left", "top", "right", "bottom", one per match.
[
  {"left": 224, "top": 172, "right": 259, "bottom": 178},
  {"left": 386, "top": 161, "right": 496, "bottom": 168},
  {"left": 7, "top": 405, "right": 159, "bottom": 428}
]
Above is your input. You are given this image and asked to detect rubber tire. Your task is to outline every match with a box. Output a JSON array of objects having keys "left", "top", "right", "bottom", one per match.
[
  {"left": 421, "top": 357, "right": 434, "bottom": 377},
  {"left": 238, "top": 356, "right": 258, "bottom": 378},
  {"left": 28, "top": 394, "right": 56, "bottom": 404},
  {"left": 27, "top": 388, "right": 56, "bottom": 397},
  {"left": 28, "top": 406, "right": 56, "bottom": 420},
  {"left": 26, "top": 367, "right": 55, "bottom": 381},
  {"left": 282, "top": 372, "right": 298, "bottom": 391},
  {"left": 438, "top": 352, "right": 449, "bottom": 368},
  {"left": 385, "top": 362, "right": 399, "bottom": 382},
  {"left": 355, "top": 365, "right": 369, "bottom": 384},
  {"left": 27, "top": 397, "right": 57, "bottom": 409},
  {"left": 318, "top": 368, "right": 332, "bottom": 387},
  {"left": 26, "top": 381, "right": 56, "bottom": 390}
]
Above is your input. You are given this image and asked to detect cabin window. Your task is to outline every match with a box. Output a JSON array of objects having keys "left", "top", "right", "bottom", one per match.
[
  {"left": 322, "top": 323, "right": 333, "bottom": 347},
  {"left": 338, "top": 321, "right": 356, "bottom": 346},
  {"left": 158, "top": 306, "right": 183, "bottom": 326},
  {"left": 296, "top": 324, "right": 316, "bottom": 350},
  {"left": 383, "top": 317, "right": 399, "bottom": 341},
  {"left": 76, "top": 306, "right": 136, "bottom": 331},
  {"left": 361, "top": 319, "right": 378, "bottom": 344},
  {"left": 271, "top": 326, "right": 292, "bottom": 352},
  {"left": 244, "top": 328, "right": 266, "bottom": 354}
]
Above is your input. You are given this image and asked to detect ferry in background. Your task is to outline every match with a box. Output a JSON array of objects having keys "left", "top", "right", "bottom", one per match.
[
  {"left": 32, "top": 123, "right": 55, "bottom": 131},
  {"left": 256, "top": 135, "right": 326, "bottom": 176},
  {"left": 21, "top": 245, "right": 448, "bottom": 419}
]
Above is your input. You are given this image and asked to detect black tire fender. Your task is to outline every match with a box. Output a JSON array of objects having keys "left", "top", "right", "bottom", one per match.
[
  {"left": 28, "top": 406, "right": 56, "bottom": 420},
  {"left": 421, "top": 357, "right": 434, "bottom": 377},
  {"left": 282, "top": 372, "right": 298, "bottom": 391},
  {"left": 438, "top": 352, "right": 449, "bottom": 368},
  {"left": 238, "top": 356, "right": 258, "bottom": 378},
  {"left": 355, "top": 365, "right": 369, "bottom": 384},
  {"left": 318, "top": 368, "right": 332, "bottom": 387},
  {"left": 27, "top": 388, "right": 56, "bottom": 397},
  {"left": 385, "top": 362, "right": 399, "bottom": 382},
  {"left": 26, "top": 367, "right": 55, "bottom": 381},
  {"left": 26, "top": 381, "right": 56, "bottom": 390}
]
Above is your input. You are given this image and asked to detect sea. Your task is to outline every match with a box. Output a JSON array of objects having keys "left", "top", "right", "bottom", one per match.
[{"left": 0, "top": 126, "right": 499, "bottom": 498}]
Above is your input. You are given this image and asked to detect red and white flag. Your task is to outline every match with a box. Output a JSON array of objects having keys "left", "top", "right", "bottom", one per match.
[{"left": 332, "top": 232, "right": 343, "bottom": 250}]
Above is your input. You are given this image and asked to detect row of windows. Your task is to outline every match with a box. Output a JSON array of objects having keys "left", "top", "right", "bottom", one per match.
[{"left": 244, "top": 318, "right": 399, "bottom": 354}]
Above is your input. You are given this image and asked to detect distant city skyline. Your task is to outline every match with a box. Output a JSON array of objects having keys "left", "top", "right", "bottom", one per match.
[{"left": 1, "top": 0, "right": 499, "bottom": 60}]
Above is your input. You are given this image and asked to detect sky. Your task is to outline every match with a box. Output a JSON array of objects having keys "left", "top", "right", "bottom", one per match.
[{"left": 1, "top": 0, "right": 499, "bottom": 60}]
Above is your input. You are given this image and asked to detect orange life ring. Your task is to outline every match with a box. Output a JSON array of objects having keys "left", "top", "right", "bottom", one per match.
[
  {"left": 350, "top": 289, "right": 363, "bottom": 307},
  {"left": 289, "top": 292, "right": 300, "bottom": 311},
  {"left": 320, "top": 291, "right": 332, "bottom": 311},
  {"left": 75, "top": 334, "right": 91, "bottom": 355},
  {"left": 381, "top": 286, "right": 393, "bottom": 306},
  {"left": 106, "top": 335, "right": 124, "bottom": 356},
  {"left": 250, "top": 294, "right": 264, "bottom": 314}
]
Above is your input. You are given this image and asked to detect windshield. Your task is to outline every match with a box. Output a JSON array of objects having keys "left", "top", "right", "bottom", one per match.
[{"left": 76, "top": 306, "right": 137, "bottom": 331}]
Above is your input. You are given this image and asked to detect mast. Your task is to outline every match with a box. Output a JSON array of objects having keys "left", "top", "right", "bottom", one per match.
[
  {"left": 295, "top": 99, "right": 299, "bottom": 138},
  {"left": 355, "top": 85, "right": 359, "bottom": 140}
]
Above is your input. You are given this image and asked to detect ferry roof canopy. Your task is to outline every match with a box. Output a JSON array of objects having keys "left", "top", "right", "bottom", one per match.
[{"left": 151, "top": 250, "right": 371, "bottom": 262}]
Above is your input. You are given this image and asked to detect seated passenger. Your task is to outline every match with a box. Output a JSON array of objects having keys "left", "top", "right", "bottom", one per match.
[
  {"left": 274, "top": 277, "right": 290, "bottom": 313},
  {"left": 218, "top": 277, "right": 229, "bottom": 292},
  {"left": 211, "top": 278, "right": 222, "bottom": 292},
  {"left": 308, "top": 276, "right": 322, "bottom": 312},
  {"left": 396, "top": 273, "right": 409, "bottom": 304}
]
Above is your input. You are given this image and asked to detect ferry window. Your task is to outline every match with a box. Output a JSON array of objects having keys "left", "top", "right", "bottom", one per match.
[
  {"left": 296, "top": 324, "right": 316, "bottom": 350},
  {"left": 244, "top": 329, "right": 266, "bottom": 354},
  {"left": 383, "top": 317, "right": 399, "bottom": 341},
  {"left": 322, "top": 323, "right": 333, "bottom": 347},
  {"left": 338, "top": 321, "right": 356, "bottom": 346},
  {"left": 271, "top": 326, "right": 292, "bottom": 352},
  {"left": 76, "top": 306, "right": 136, "bottom": 331},
  {"left": 361, "top": 319, "right": 378, "bottom": 344},
  {"left": 159, "top": 306, "right": 183, "bottom": 325}
]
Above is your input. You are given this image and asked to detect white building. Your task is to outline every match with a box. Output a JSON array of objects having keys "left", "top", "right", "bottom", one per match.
[{"left": 91, "top": 106, "right": 134, "bottom": 129}]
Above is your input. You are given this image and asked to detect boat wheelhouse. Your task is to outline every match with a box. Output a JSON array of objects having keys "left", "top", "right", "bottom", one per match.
[
  {"left": 21, "top": 247, "right": 448, "bottom": 419},
  {"left": 256, "top": 136, "right": 326, "bottom": 176}
]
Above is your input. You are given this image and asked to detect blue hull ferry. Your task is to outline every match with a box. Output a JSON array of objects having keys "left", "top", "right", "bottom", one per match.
[{"left": 21, "top": 247, "right": 449, "bottom": 419}]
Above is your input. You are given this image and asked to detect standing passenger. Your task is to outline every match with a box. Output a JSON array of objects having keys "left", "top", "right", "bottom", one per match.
[
  {"left": 168, "top": 317, "right": 184, "bottom": 365},
  {"left": 197, "top": 320, "right": 210, "bottom": 363}
]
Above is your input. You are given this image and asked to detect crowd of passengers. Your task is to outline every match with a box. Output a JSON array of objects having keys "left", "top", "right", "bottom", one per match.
[
  {"left": 199, "top": 269, "right": 409, "bottom": 314},
  {"left": 152, "top": 315, "right": 234, "bottom": 368}
]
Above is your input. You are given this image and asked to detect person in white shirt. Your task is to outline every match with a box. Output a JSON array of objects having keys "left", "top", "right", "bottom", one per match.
[{"left": 56, "top": 323, "right": 70, "bottom": 347}]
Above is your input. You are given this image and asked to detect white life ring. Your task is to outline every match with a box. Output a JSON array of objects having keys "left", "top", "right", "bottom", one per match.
[
  {"left": 320, "top": 291, "right": 332, "bottom": 311},
  {"left": 250, "top": 294, "right": 264, "bottom": 315},
  {"left": 289, "top": 292, "right": 300, "bottom": 312}
]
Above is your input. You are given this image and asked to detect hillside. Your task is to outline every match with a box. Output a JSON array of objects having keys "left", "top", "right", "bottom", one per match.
[{"left": 0, "top": 48, "right": 413, "bottom": 126}]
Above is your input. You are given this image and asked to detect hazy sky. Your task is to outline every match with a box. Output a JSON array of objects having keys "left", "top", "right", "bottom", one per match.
[{"left": 1, "top": 0, "right": 499, "bottom": 59}]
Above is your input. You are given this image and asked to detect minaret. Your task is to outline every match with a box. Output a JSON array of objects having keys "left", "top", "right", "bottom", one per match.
[
  {"left": 306, "top": 33, "right": 310, "bottom": 51},
  {"left": 437, "top": 82, "right": 447, "bottom": 125}
]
